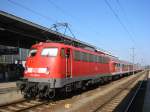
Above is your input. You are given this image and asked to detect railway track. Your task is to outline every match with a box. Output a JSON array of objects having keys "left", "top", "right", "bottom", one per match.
[
  {"left": 92, "top": 71, "right": 147, "bottom": 112},
  {"left": 0, "top": 99, "right": 49, "bottom": 112},
  {"left": 123, "top": 71, "right": 148, "bottom": 112}
]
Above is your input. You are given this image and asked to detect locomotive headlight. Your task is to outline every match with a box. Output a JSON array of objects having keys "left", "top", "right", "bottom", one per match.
[
  {"left": 38, "top": 68, "right": 50, "bottom": 75},
  {"left": 24, "top": 67, "right": 50, "bottom": 75},
  {"left": 25, "top": 68, "right": 32, "bottom": 73},
  {"left": 27, "top": 68, "right": 33, "bottom": 73}
]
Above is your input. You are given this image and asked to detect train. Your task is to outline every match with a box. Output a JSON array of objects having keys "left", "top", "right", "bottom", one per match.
[{"left": 16, "top": 42, "right": 142, "bottom": 99}]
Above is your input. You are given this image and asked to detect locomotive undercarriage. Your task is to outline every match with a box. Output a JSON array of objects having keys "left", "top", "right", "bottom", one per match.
[
  {"left": 16, "top": 78, "right": 102, "bottom": 99},
  {"left": 16, "top": 76, "right": 113, "bottom": 99},
  {"left": 16, "top": 79, "right": 56, "bottom": 99}
]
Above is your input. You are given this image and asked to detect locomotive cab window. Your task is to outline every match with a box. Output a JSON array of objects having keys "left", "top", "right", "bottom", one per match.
[
  {"left": 41, "top": 48, "right": 58, "bottom": 57},
  {"left": 61, "top": 48, "right": 65, "bottom": 58},
  {"left": 28, "top": 49, "right": 37, "bottom": 57},
  {"left": 66, "top": 49, "right": 70, "bottom": 58}
]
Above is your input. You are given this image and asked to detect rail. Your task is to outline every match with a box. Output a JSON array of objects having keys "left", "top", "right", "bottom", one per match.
[
  {"left": 0, "top": 99, "right": 49, "bottom": 112},
  {"left": 124, "top": 71, "right": 148, "bottom": 112},
  {"left": 92, "top": 71, "right": 146, "bottom": 112}
]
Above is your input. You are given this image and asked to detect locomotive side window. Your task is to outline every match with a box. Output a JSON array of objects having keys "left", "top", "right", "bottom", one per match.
[
  {"left": 74, "top": 50, "right": 82, "bottom": 61},
  {"left": 98, "top": 56, "right": 102, "bottom": 63},
  {"left": 94, "top": 55, "right": 97, "bottom": 62},
  {"left": 41, "top": 48, "right": 58, "bottom": 57},
  {"left": 28, "top": 49, "right": 37, "bottom": 57},
  {"left": 86, "top": 53, "right": 89, "bottom": 62},
  {"left": 92, "top": 55, "right": 95, "bottom": 62},
  {"left": 89, "top": 54, "right": 92, "bottom": 62},
  {"left": 96, "top": 56, "right": 99, "bottom": 63},
  {"left": 103, "top": 57, "right": 109, "bottom": 63},
  {"left": 80, "top": 52, "right": 84, "bottom": 61},
  {"left": 82, "top": 52, "right": 86, "bottom": 61},
  {"left": 74, "top": 50, "right": 78, "bottom": 61},
  {"left": 73, "top": 50, "right": 109, "bottom": 63}
]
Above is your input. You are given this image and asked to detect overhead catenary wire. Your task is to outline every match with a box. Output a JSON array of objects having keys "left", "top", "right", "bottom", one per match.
[
  {"left": 7, "top": 0, "right": 57, "bottom": 23},
  {"left": 104, "top": 0, "right": 135, "bottom": 45},
  {"left": 116, "top": 0, "right": 136, "bottom": 38},
  {"left": 104, "top": 0, "right": 146, "bottom": 64},
  {"left": 47, "top": 0, "right": 71, "bottom": 18},
  {"left": 116, "top": 0, "right": 145, "bottom": 64}
]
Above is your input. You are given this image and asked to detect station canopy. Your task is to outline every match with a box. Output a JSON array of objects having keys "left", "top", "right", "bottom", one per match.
[{"left": 0, "top": 11, "right": 97, "bottom": 50}]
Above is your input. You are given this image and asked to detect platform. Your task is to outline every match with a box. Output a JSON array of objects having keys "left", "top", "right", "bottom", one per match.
[
  {"left": 0, "top": 82, "right": 16, "bottom": 90},
  {"left": 0, "top": 81, "right": 22, "bottom": 105},
  {"left": 142, "top": 71, "right": 150, "bottom": 112}
]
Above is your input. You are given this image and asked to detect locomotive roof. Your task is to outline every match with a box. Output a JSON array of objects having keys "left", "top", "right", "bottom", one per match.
[
  {"left": 31, "top": 42, "right": 132, "bottom": 65},
  {"left": 31, "top": 42, "right": 109, "bottom": 57}
]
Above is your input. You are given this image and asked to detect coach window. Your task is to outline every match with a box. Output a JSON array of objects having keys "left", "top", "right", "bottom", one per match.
[
  {"left": 101, "top": 56, "right": 103, "bottom": 63},
  {"left": 103, "top": 57, "right": 106, "bottom": 63},
  {"left": 105, "top": 57, "right": 109, "bottom": 63},
  {"left": 94, "top": 55, "right": 97, "bottom": 62},
  {"left": 98, "top": 56, "right": 101, "bottom": 63},
  {"left": 92, "top": 54, "right": 94, "bottom": 62},
  {"left": 89, "top": 54, "right": 91, "bottom": 62},
  {"left": 61, "top": 48, "right": 65, "bottom": 58},
  {"left": 93, "top": 55, "right": 95, "bottom": 62}
]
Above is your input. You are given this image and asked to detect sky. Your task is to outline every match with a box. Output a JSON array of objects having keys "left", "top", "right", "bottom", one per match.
[{"left": 0, "top": 0, "right": 150, "bottom": 65}]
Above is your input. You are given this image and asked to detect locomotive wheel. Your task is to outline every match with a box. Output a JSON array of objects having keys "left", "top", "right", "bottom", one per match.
[
  {"left": 47, "top": 89, "right": 55, "bottom": 99},
  {"left": 82, "top": 85, "right": 86, "bottom": 91}
]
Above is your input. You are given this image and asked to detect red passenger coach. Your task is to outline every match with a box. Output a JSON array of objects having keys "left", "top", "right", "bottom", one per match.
[{"left": 17, "top": 42, "right": 141, "bottom": 98}]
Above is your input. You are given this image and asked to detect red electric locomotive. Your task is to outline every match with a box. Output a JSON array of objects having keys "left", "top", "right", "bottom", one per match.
[{"left": 17, "top": 42, "right": 140, "bottom": 98}]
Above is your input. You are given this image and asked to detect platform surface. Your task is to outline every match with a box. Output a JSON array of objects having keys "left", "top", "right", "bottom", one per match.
[
  {"left": 0, "top": 82, "right": 16, "bottom": 89},
  {"left": 143, "top": 71, "right": 150, "bottom": 112}
]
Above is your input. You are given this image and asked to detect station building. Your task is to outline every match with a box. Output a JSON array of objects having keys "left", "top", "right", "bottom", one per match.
[{"left": 0, "top": 45, "right": 29, "bottom": 81}]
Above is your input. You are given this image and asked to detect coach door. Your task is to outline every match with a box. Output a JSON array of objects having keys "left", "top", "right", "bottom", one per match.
[{"left": 65, "top": 48, "right": 72, "bottom": 78}]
